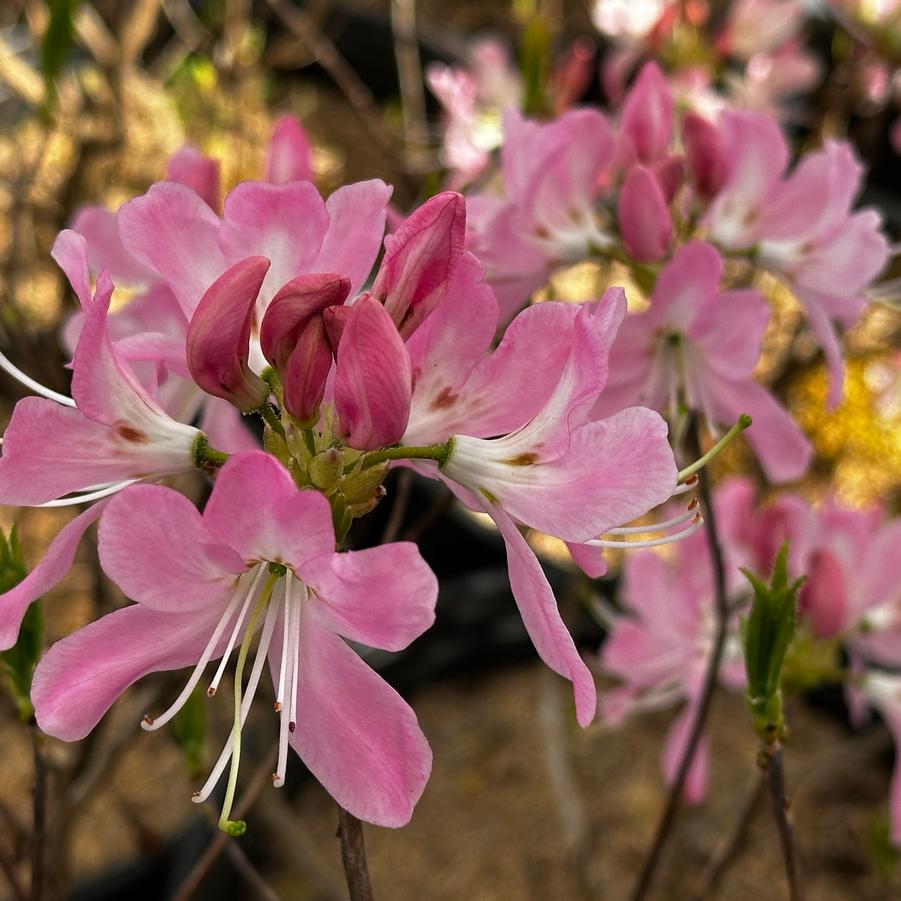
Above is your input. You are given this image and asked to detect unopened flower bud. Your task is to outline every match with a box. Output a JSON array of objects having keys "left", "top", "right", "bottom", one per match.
[
  {"left": 186, "top": 257, "right": 271, "bottom": 412},
  {"left": 308, "top": 448, "right": 343, "bottom": 490}
]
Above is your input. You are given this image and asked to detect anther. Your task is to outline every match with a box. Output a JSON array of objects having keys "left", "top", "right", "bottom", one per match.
[{"left": 142, "top": 714, "right": 154, "bottom": 726}]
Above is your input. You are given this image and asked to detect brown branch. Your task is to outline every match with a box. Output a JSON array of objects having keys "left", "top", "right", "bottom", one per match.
[
  {"left": 380, "top": 470, "right": 413, "bottom": 545},
  {"left": 172, "top": 743, "right": 279, "bottom": 901},
  {"left": 29, "top": 729, "right": 47, "bottom": 901},
  {"left": 762, "top": 746, "right": 803, "bottom": 901},
  {"left": 390, "top": 0, "right": 432, "bottom": 173},
  {"left": 222, "top": 840, "right": 282, "bottom": 901},
  {"left": 336, "top": 807, "right": 374, "bottom": 901},
  {"left": 688, "top": 775, "right": 766, "bottom": 901},
  {"left": 402, "top": 487, "right": 454, "bottom": 543},
  {"left": 0, "top": 840, "right": 27, "bottom": 901},
  {"left": 630, "top": 423, "right": 731, "bottom": 901}
]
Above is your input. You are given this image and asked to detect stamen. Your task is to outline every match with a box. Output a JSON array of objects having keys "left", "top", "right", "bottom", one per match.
[
  {"left": 288, "top": 582, "right": 305, "bottom": 733},
  {"left": 0, "top": 350, "right": 77, "bottom": 407},
  {"left": 585, "top": 513, "right": 704, "bottom": 549},
  {"left": 273, "top": 575, "right": 294, "bottom": 788},
  {"left": 40, "top": 480, "right": 138, "bottom": 508},
  {"left": 274, "top": 572, "right": 293, "bottom": 711},
  {"left": 208, "top": 566, "right": 265, "bottom": 697},
  {"left": 193, "top": 591, "right": 280, "bottom": 806},
  {"left": 606, "top": 500, "right": 698, "bottom": 535},
  {"left": 141, "top": 581, "right": 248, "bottom": 732},
  {"left": 671, "top": 475, "right": 698, "bottom": 495}
]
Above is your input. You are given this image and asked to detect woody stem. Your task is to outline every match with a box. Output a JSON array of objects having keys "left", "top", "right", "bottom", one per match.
[{"left": 337, "top": 806, "right": 375, "bottom": 901}]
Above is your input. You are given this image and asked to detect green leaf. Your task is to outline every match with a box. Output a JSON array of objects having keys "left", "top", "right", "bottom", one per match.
[
  {"left": 0, "top": 528, "right": 42, "bottom": 722},
  {"left": 171, "top": 685, "right": 207, "bottom": 778},
  {"left": 40, "top": 0, "right": 82, "bottom": 110}
]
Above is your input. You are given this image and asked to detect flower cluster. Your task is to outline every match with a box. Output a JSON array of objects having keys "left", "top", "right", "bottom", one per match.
[{"left": 0, "top": 116, "right": 689, "bottom": 831}]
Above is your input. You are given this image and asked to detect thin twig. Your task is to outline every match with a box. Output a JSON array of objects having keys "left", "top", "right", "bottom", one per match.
[
  {"left": 380, "top": 470, "right": 413, "bottom": 545},
  {"left": 630, "top": 423, "right": 731, "bottom": 901},
  {"left": 336, "top": 806, "right": 374, "bottom": 901},
  {"left": 29, "top": 729, "right": 47, "bottom": 901},
  {"left": 265, "top": 0, "right": 397, "bottom": 160},
  {"left": 390, "top": 0, "right": 431, "bottom": 173},
  {"left": 171, "top": 743, "right": 279, "bottom": 901},
  {"left": 688, "top": 775, "right": 766, "bottom": 901},
  {"left": 401, "top": 487, "right": 454, "bottom": 543},
  {"left": 763, "top": 746, "right": 803, "bottom": 901},
  {"left": 223, "top": 840, "right": 282, "bottom": 901}
]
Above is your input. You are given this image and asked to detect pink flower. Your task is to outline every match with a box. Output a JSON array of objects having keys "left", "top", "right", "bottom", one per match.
[
  {"left": 593, "top": 241, "right": 812, "bottom": 483},
  {"left": 704, "top": 112, "right": 890, "bottom": 406},
  {"left": 32, "top": 451, "right": 438, "bottom": 828},
  {"left": 466, "top": 108, "right": 615, "bottom": 319},
  {"left": 600, "top": 542, "right": 745, "bottom": 802},
  {"left": 401, "top": 255, "right": 678, "bottom": 726}
]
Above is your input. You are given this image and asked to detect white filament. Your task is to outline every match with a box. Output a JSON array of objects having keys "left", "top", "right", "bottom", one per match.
[
  {"left": 40, "top": 480, "right": 138, "bottom": 507},
  {"left": 193, "top": 597, "right": 281, "bottom": 803},
  {"left": 208, "top": 566, "right": 265, "bottom": 697},
  {"left": 606, "top": 501, "right": 698, "bottom": 535},
  {"left": 586, "top": 514, "right": 704, "bottom": 549},
  {"left": 0, "top": 350, "right": 76, "bottom": 407}
]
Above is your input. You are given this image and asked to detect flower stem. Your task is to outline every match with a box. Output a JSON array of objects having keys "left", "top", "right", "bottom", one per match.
[
  {"left": 193, "top": 435, "right": 229, "bottom": 470},
  {"left": 218, "top": 575, "right": 277, "bottom": 836},
  {"left": 337, "top": 806, "right": 375, "bottom": 901},
  {"left": 630, "top": 421, "right": 732, "bottom": 901},
  {"left": 359, "top": 438, "right": 454, "bottom": 471},
  {"left": 677, "top": 414, "right": 752, "bottom": 483},
  {"left": 761, "top": 744, "right": 803, "bottom": 901},
  {"left": 257, "top": 403, "right": 286, "bottom": 439}
]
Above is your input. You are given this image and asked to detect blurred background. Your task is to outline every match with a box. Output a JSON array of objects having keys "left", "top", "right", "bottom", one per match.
[{"left": 0, "top": 1, "right": 899, "bottom": 898}]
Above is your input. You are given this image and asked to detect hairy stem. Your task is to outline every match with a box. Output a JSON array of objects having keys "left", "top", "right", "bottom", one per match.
[{"left": 631, "top": 423, "right": 731, "bottom": 901}]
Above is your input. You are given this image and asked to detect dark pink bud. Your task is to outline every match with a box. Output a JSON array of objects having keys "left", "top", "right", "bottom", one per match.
[
  {"left": 371, "top": 191, "right": 465, "bottom": 339},
  {"left": 187, "top": 256, "right": 271, "bottom": 411},
  {"left": 618, "top": 165, "right": 673, "bottom": 263},
  {"left": 683, "top": 113, "right": 728, "bottom": 199},
  {"left": 323, "top": 304, "right": 352, "bottom": 351},
  {"left": 620, "top": 61, "right": 673, "bottom": 164},
  {"left": 266, "top": 116, "right": 314, "bottom": 184},
  {"left": 166, "top": 145, "right": 221, "bottom": 210},
  {"left": 260, "top": 273, "right": 350, "bottom": 423},
  {"left": 333, "top": 296, "right": 412, "bottom": 451}
]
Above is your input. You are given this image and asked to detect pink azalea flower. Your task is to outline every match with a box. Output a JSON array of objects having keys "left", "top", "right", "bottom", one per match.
[
  {"left": 426, "top": 38, "right": 523, "bottom": 188},
  {"left": 32, "top": 451, "right": 438, "bottom": 829},
  {"left": 401, "top": 254, "right": 678, "bottom": 726},
  {"left": 704, "top": 112, "right": 890, "bottom": 406},
  {"left": 799, "top": 502, "right": 901, "bottom": 663},
  {"left": 599, "top": 540, "right": 746, "bottom": 802},
  {"left": 593, "top": 241, "right": 812, "bottom": 483},
  {"left": 0, "top": 264, "right": 207, "bottom": 650},
  {"left": 465, "top": 107, "right": 615, "bottom": 320}
]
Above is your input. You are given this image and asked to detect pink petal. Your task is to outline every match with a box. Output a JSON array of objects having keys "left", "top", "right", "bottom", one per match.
[
  {"left": 690, "top": 288, "right": 769, "bottom": 378},
  {"left": 683, "top": 113, "right": 727, "bottom": 199},
  {"left": 649, "top": 241, "right": 722, "bottom": 330},
  {"left": 289, "top": 607, "right": 432, "bottom": 827},
  {"left": 300, "top": 542, "right": 437, "bottom": 651},
  {"left": 371, "top": 192, "right": 466, "bottom": 338},
  {"left": 166, "top": 145, "right": 220, "bottom": 209},
  {"left": 266, "top": 116, "right": 314, "bottom": 184},
  {"left": 0, "top": 502, "right": 106, "bottom": 650},
  {"left": 661, "top": 705, "right": 708, "bottom": 804},
  {"left": 620, "top": 61, "right": 673, "bottom": 164},
  {"left": 565, "top": 542, "right": 607, "bottom": 578},
  {"left": 186, "top": 256, "right": 271, "bottom": 411},
  {"left": 492, "top": 508, "right": 597, "bottom": 727},
  {"left": 219, "top": 181, "right": 330, "bottom": 305},
  {"left": 199, "top": 397, "right": 259, "bottom": 454},
  {"left": 51, "top": 229, "right": 92, "bottom": 308},
  {"left": 0, "top": 399, "right": 189, "bottom": 505},
  {"left": 331, "top": 296, "right": 412, "bottom": 450},
  {"left": 203, "top": 451, "right": 336, "bottom": 566},
  {"left": 618, "top": 165, "right": 672, "bottom": 262},
  {"left": 118, "top": 182, "right": 226, "bottom": 317},
  {"left": 69, "top": 209, "right": 156, "bottom": 286},
  {"left": 313, "top": 180, "right": 393, "bottom": 295},
  {"left": 99, "top": 484, "right": 243, "bottom": 611},
  {"left": 32, "top": 603, "right": 224, "bottom": 740},
  {"left": 799, "top": 549, "right": 847, "bottom": 638}
]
